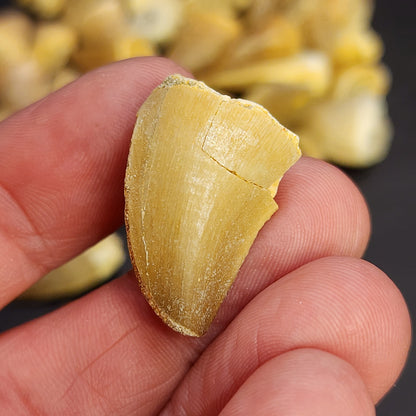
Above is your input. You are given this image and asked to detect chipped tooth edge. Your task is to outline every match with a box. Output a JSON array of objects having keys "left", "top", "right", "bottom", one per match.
[
  {"left": 125, "top": 74, "right": 302, "bottom": 337},
  {"left": 158, "top": 74, "right": 301, "bottom": 153}
]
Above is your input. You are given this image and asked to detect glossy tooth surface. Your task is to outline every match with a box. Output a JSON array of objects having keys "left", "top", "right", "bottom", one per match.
[{"left": 125, "top": 74, "right": 301, "bottom": 337}]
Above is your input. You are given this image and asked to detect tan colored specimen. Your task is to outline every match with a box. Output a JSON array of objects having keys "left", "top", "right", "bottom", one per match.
[
  {"left": 125, "top": 74, "right": 301, "bottom": 336},
  {"left": 21, "top": 234, "right": 126, "bottom": 301}
]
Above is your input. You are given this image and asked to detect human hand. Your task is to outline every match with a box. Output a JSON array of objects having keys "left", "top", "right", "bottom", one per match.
[{"left": 0, "top": 57, "right": 411, "bottom": 415}]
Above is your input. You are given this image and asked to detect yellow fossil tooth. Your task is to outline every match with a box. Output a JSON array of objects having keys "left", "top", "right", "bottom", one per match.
[
  {"left": 283, "top": 0, "right": 374, "bottom": 48},
  {"left": 32, "top": 22, "right": 77, "bottom": 75},
  {"left": 125, "top": 74, "right": 301, "bottom": 336},
  {"left": 122, "top": 0, "right": 183, "bottom": 44},
  {"left": 221, "top": 15, "right": 302, "bottom": 67},
  {"left": 202, "top": 51, "right": 331, "bottom": 96},
  {"left": 65, "top": 0, "right": 156, "bottom": 71},
  {"left": 332, "top": 64, "right": 391, "bottom": 99},
  {"left": 0, "top": 9, "right": 33, "bottom": 66},
  {"left": 20, "top": 234, "right": 126, "bottom": 301},
  {"left": 72, "top": 35, "right": 154, "bottom": 72},
  {"left": 300, "top": 94, "right": 392, "bottom": 167},
  {"left": 16, "top": 0, "right": 67, "bottom": 19},
  {"left": 295, "top": 128, "right": 326, "bottom": 160},
  {"left": 0, "top": 10, "right": 34, "bottom": 100},
  {"left": 64, "top": 0, "right": 125, "bottom": 43},
  {"left": 330, "top": 29, "right": 383, "bottom": 68},
  {"left": 0, "top": 0, "right": 391, "bottom": 169},
  {"left": 244, "top": 84, "right": 312, "bottom": 127},
  {"left": 246, "top": 0, "right": 371, "bottom": 31},
  {"left": 1, "top": 60, "right": 51, "bottom": 111},
  {"left": 190, "top": 0, "right": 253, "bottom": 17},
  {"left": 245, "top": 0, "right": 289, "bottom": 28},
  {"left": 168, "top": 5, "right": 241, "bottom": 73}
]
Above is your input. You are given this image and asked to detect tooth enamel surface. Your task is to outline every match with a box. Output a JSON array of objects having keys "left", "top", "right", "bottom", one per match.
[{"left": 125, "top": 74, "right": 301, "bottom": 336}]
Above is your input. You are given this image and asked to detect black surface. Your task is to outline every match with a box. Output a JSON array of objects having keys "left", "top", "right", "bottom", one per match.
[
  {"left": 0, "top": 0, "right": 415, "bottom": 414},
  {"left": 353, "top": 1, "right": 416, "bottom": 414}
]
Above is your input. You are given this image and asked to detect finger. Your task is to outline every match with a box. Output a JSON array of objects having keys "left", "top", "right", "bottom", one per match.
[
  {"left": 0, "top": 156, "right": 371, "bottom": 414},
  {"left": 162, "top": 257, "right": 411, "bottom": 415},
  {"left": 0, "top": 273, "right": 196, "bottom": 416},
  {"left": 1, "top": 254, "right": 410, "bottom": 415},
  {"left": 215, "top": 156, "right": 370, "bottom": 327},
  {"left": 0, "top": 57, "right": 190, "bottom": 307},
  {"left": 219, "top": 349, "right": 375, "bottom": 416}
]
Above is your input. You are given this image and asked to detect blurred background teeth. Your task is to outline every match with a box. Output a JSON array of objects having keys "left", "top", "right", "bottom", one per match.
[{"left": 0, "top": 0, "right": 392, "bottom": 168}]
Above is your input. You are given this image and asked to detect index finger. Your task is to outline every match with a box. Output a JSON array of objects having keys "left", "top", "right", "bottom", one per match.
[{"left": 0, "top": 57, "right": 190, "bottom": 308}]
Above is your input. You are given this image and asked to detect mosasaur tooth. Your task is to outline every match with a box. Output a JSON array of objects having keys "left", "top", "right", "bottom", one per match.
[{"left": 125, "top": 74, "right": 301, "bottom": 337}]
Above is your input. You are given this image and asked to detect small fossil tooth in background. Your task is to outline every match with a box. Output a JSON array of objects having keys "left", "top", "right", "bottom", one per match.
[
  {"left": 124, "top": 74, "right": 301, "bottom": 337},
  {"left": 20, "top": 233, "right": 126, "bottom": 301}
]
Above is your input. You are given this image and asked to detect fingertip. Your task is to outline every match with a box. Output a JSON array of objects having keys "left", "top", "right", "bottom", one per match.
[
  {"left": 277, "top": 156, "right": 371, "bottom": 260},
  {"left": 220, "top": 348, "right": 375, "bottom": 416},
  {"left": 344, "top": 258, "right": 412, "bottom": 402},
  {"left": 283, "top": 256, "right": 412, "bottom": 402},
  {"left": 231, "top": 157, "right": 372, "bottom": 309}
]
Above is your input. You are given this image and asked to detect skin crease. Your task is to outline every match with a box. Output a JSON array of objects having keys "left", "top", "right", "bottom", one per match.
[{"left": 0, "top": 57, "right": 411, "bottom": 415}]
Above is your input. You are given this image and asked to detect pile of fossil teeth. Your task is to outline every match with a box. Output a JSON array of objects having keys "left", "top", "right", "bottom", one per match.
[{"left": 0, "top": 0, "right": 391, "bottom": 167}]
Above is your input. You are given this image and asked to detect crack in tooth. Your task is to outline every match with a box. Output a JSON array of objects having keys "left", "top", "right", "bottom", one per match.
[{"left": 200, "top": 99, "right": 277, "bottom": 192}]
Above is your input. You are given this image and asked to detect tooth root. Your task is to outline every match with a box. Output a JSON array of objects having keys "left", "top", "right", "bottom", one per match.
[{"left": 125, "top": 75, "right": 301, "bottom": 337}]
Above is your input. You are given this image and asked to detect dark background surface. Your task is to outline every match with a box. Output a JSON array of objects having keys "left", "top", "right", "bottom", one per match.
[
  {"left": 0, "top": 0, "right": 415, "bottom": 414},
  {"left": 349, "top": 1, "right": 416, "bottom": 414}
]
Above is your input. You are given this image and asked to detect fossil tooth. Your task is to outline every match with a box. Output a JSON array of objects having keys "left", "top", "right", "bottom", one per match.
[
  {"left": 16, "top": 0, "right": 67, "bottom": 19},
  {"left": 32, "top": 22, "right": 77, "bottom": 75},
  {"left": 125, "top": 74, "right": 301, "bottom": 337},
  {"left": 72, "top": 34, "right": 155, "bottom": 72},
  {"left": 167, "top": 4, "right": 241, "bottom": 73},
  {"left": 122, "top": 0, "right": 184, "bottom": 44},
  {"left": 243, "top": 84, "right": 313, "bottom": 127},
  {"left": 299, "top": 93, "right": 392, "bottom": 167},
  {"left": 221, "top": 15, "right": 302, "bottom": 67},
  {"left": 20, "top": 234, "right": 126, "bottom": 301},
  {"left": 331, "top": 64, "right": 391, "bottom": 99},
  {"left": 201, "top": 51, "right": 331, "bottom": 97},
  {"left": 330, "top": 29, "right": 383, "bottom": 68},
  {"left": 0, "top": 0, "right": 392, "bottom": 169}
]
